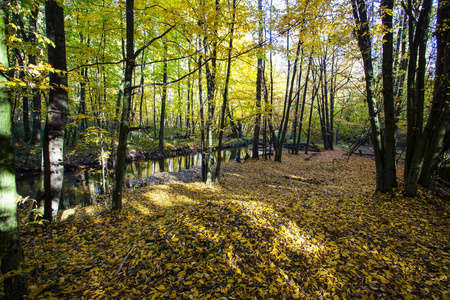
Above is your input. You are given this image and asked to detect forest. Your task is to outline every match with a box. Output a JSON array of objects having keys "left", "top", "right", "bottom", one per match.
[{"left": 0, "top": 0, "right": 449, "bottom": 299}]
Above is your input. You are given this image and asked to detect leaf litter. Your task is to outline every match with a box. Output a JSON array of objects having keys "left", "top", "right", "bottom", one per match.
[{"left": 8, "top": 149, "right": 450, "bottom": 299}]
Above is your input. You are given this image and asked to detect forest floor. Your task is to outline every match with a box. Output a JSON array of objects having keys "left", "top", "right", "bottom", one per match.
[{"left": 10, "top": 149, "right": 450, "bottom": 299}]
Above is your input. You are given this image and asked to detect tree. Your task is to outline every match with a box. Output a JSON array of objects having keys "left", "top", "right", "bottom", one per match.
[
  {"left": 43, "top": 0, "right": 69, "bottom": 221},
  {"left": 350, "top": 0, "right": 397, "bottom": 192},
  {"left": 29, "top": 8, "right": 41, "bottom": 145},
  {"left": 158, "top": 41, "right": 168, "bottom": 151},
  {"left": 409, "top": 0, "right": 450, "bottom": 194},
  {"left": 0, "top": 5, "right": 27, "bottom": 299},
  {"left": 381, "top": 0, "right": 397, "bottom": 190},
  {"left": 215, "top": 0, "right": 237, "bottom": 184},
  {"left": 292, "top": 53, "right": 312, "bottom": 154},
  {"left": 252, "top": 0, "right": 263, "bottom": 159},
  {"left": 111, "top": 0, "right": 173, "bottom": 209},
  {"left": 403, "top": 0, "right": 434, "bottom": 196},
  {"left": 274, "top": 38, "right": 302, "bottom": 162},
  {"left": 111, "top": 0, "right": 135, "bottom": 210},
  {"left": 202, "top": 0, "right": 219, "bottom": 185}
]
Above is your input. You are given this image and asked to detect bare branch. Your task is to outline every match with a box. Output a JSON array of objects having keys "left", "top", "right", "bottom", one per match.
[{"left": 134, "top": 25, "right": 175, "bottom": 59}]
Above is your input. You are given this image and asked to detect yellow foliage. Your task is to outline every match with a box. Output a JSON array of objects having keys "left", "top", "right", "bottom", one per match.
[{"left": 17, "top": 149, "right": 450, "bottom": 299}]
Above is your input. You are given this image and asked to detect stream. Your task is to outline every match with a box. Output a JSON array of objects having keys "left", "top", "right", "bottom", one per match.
[{"left": 16, "top": 146, "right": 252, "bottom": 210}]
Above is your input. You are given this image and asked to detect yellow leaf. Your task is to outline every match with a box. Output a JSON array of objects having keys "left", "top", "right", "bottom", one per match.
[{"left": 157, "top": 284, "right": 165, "bottom": 292}]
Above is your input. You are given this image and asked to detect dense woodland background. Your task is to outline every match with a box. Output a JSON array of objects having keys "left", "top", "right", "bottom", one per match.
[{"left": 0, "top": 0, "right": 449, "bottom": 298}]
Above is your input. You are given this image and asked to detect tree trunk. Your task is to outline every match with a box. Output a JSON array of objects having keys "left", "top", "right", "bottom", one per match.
[
  {"left": 198, "top": 36, "right": 206, "bottom": 181},
  {"left": 328, "top": 54, "right": 335, "bottom": 150},
  {"left": 202, "top": 0, "right": 219, "bottom": 185},
  {"left": 404, "top": 0, "right": 433, "bottom": 196},
  {"left": 381, "top": 0, "right": 397, "bottom": 190},
  {"left": 0, "top": 9, "right": 28, "bottom": 299},
  {"left": 318, "top": 60, "right": 328, "bottom": 150},
  {"left": 186, "top": 60, "right": 191, "bottom": 136},
  {"left": 321, "top": 53, "right": 330, "bottom": 150},
  {"left": 393, "top": 11, "right": 408, "bottom": 118},
  {"left": 138, "top": 51, "right": 146, "bottom": 146},
  {"left": 252, "top": 0, "right": 263, "bottom": 159},
  {"left": 43, "top": 0, "right": 69, "bottom": 221},
  {"left": 275, "top": 39, "right": 302, "bottom": 162},
  {"left": 291, "top": 50, "right": 304, "bottom": 151},
  {"left": 351, "top": 0, "right": 389, "bottom": 192},
  {"left": 215, "top": 0, "right": 236, "bottom": 184},
  {"left": 159, "top": 42, "right": 168, "bottom": 150},
  {"left": 204, "top": 39, "right": 216, "bottom": 185},
  {"left": 305, "top": 80, "right": 318, "bottom": 155},
  {"left": 293, "top": 54, "right": 312, "bottom": 154},
  {"left": 28, "top": 8, "right": 41, "bottom": 145},
  {"left": 31, "top": 89, "right": 41, "bottom": 145},
  {"left": 404, "top": 0, "right": 432, "bottom": 175},
  {"left": 111, "top": 0, "right": 135, "bottom": 210},
  {"left": 417, "top": 0, "right": 450, "bottom": 189}
]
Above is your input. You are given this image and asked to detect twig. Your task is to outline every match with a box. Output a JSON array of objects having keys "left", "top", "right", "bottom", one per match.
[{"left": 113, "top": 245, "right": 136, "bottom": 277}]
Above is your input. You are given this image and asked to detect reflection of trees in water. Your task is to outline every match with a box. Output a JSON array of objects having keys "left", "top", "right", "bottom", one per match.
[
  {"left": 82, "top": 170, "right": 92, "bottom": 207},
  {"left": 158, "top": 158, "right": 164, "bottom": 172},
  {"left": 17, "top": 147, "right": 250, "bottom": 211}
]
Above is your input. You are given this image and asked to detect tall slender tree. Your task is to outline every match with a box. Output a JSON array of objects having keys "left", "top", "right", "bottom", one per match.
[
  {"left": 159, "top": 41, "right": 168, "bottom": 150},
  {"left": 381, "top": 0, "right": 397, "bottom": 190},
  {"left": 274, "top": 39, "right": 302, "bottom": 162},
  {"left": 215, "top": 0, "right": 236, "bottom": 184},
  {"left": 252, "top": 0, "right": 263, "bottom": 159},
  {"left": 30, "top": 8, "right": 41, "bottom": 145},
  {"left": 111, "top": 0, "right": 173, "bottom": 209},
  {"left": 111, "top": 0, "right": 135, "bottom": 210},
  {"left": 351, "top": 0, "right": 397, "bottom": 192},
  {"left": 43, "top": 0, "right": 69, "bottom": 220}
]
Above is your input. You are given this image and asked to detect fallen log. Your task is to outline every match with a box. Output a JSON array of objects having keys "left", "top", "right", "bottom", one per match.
[{"left": 436, "top": 187, "right": 450, "bottom": 201}]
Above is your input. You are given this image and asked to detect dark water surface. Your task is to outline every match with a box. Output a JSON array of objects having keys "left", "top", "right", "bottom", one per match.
[{"left": 16, "top": 147, "right": 252, "bottom": 210}]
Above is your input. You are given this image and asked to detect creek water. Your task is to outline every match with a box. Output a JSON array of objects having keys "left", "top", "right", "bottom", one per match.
[{"left": 16, "top": 146, "right": 252, "bottom": 210}]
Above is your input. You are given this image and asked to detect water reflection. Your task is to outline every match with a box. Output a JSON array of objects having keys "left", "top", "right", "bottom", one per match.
[{"left": 16, "top": 147, "right": 252, "bottom": 210}]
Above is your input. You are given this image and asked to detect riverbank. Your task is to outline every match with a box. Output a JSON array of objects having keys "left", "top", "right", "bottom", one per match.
[{"left": 14, "top": 138, "right": 252, "bottom": 177}]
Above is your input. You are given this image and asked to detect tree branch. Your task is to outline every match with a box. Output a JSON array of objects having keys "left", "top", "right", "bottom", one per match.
[{"left": 134, "top": 25, "right": 175, "bottom": 59}]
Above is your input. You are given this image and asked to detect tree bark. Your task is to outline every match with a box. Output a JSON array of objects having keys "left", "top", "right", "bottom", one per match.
[
  {"left": 417, "top": 0, "right": 450, "bottom": 189},
  {"left": 393, "top": 10, "right": 408, "bottom": 119},
  {"left": 198, "top": 36, "right": 206, "bottom": 181},
  {"left": 204, "top": 39, "right": 216, "bottom": 185},
  {"left": 43, "top": 0, "right": 69, "bottom": 220},
  {"left": 275, "top": 39, "right": 302, "bottom": 162},
  {"left": 305, "top": 76, "right": 318, "bottom": 155},
  {"left": 0, "top": 9, "right": 28, "bottom": 299},
  {"left": 404, "top": 0, "right": 432, "bottom": 175},
  {"left": 252, "top": 0, "right": 263, "bottom": 159},
  {"left": 381, "top": 0, "right": 397, "bottom": 190},
  {"left": 351, "top": 0, "right": 388, "bottom": 192},
  {"left": 159, "top": 42, "right": 168, "bottom": 150},
  {"left": 186, "top": 60, "right": 191, "bottom": 136},
  {"left": 291, "top": 50, "right": 304, "bottom": 152},
  {"left": 203, "top": 0, "right": 219, "bottom": 185},
  {"left": 215, "top": 0, "right": 236, "bottom": 184},
  {"left": 404, "top": 0, "right": 433, "bottom": 196},
  {"left": 111, "top": 0, "right": 135, "bottom": 210},
  {"left": 293, "top": 54, "right": 312, "bottom": 154}
]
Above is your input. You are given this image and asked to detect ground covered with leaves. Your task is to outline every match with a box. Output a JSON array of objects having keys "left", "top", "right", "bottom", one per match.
[{"left": 9, "top": 149, "right": 450, "bottom": 299}]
